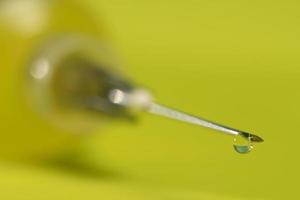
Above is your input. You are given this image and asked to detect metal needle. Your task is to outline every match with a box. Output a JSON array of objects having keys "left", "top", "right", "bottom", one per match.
[
  {"left": 108, "top": 88, "right": 264, "bottom": 143},
  {"left": 148, "top": 103, "right": 264, "bottom": 143}
]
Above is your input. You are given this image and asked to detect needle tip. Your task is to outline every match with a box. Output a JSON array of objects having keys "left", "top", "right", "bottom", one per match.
[{"left": 239, "top": 132, "right": 264, "bottom": 143}]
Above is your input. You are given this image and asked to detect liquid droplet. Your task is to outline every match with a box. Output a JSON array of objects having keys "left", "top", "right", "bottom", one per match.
[{"left": 233, "top": 134, "right": 253, "bottom": 154}]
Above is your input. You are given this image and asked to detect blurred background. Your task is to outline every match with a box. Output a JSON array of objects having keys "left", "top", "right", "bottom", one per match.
[{"left": 0, "top": 0, "right": 299, "bottom": 199}]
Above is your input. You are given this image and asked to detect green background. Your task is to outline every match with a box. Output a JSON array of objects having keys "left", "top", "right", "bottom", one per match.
[{"left": 1, "top": 0, "right": 299, "bottom": 199}]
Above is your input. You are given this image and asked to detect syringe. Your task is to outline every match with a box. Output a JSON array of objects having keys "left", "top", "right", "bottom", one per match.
[{"left": 27, "top": 36, "right": 263, "bottom": 154}]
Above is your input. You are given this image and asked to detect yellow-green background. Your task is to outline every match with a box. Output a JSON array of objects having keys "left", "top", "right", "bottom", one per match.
[{"left": 1, "top": 0, "right": 299, "bottom": 199}]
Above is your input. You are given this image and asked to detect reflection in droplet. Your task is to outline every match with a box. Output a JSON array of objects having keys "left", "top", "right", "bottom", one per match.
[{"left": 233, "top": 144, "right": 253, "bottom": 154}]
